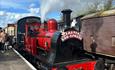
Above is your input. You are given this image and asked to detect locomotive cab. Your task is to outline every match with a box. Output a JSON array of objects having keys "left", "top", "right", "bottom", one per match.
[
  {"left": 23, "top": 17, "right": 41, "bottom": 55},
  {"left": 16, "top": 16, "right": 41, "bottom": 50}
]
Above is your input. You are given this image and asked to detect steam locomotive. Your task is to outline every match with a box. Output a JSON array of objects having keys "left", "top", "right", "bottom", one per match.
[{"left": 16, "top": 9, "right": 105, "bottom": 70}]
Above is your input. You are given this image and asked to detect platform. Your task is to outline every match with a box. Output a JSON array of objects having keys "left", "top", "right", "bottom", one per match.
[{"left": 0, "top": 49, "right": 36, "bottom": 70}]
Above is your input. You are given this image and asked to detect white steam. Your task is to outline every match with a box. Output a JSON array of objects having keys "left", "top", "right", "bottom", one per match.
[{"left": 40, "top": 0, "right": 112, "bottom": 22}]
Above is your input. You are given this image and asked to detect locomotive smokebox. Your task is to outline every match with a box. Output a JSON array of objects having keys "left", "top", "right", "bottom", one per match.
[{"left": 61, "top": 9, "right": 72, "bottom": 27}]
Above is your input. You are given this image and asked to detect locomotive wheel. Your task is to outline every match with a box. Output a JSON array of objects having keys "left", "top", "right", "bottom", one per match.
[
  {"left": 36, "top": 61, "right": 49, "bottom": 70},
  {"left": 109, "top": 64, "right": 115, "bottom": 70},
  {"left": 95, "top": 59, "right": 105, "bottom": 70},
  {"left": 105, "top": 64, "right": 115, "bottom": 70},
  {"left": 36, "top": 61, "right": 42, "bottom": 69}
]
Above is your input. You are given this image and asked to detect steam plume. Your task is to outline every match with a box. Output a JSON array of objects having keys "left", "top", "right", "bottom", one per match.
[{"left": 40, "top": 0, "right": 112, "bottom": 22}]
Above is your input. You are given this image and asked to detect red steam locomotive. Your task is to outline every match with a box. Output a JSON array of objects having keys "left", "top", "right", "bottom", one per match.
[{"left": 16, "top": 9, "right": 104, "bottom": 70}]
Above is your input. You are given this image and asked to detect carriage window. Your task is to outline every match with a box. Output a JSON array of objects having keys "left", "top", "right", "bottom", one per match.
[
  {"left": 112, "top": 36, "right": 115, "bottom": 46},
  {"left": 28, "top": 25, "right": 39, "bottom": 37}
]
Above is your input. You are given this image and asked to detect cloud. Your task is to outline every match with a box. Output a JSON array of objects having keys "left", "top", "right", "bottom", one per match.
[
  {"left": 29, "top": 8, "right": 40, "bottom": 14},
  {"left": 0, "top": 11, "right": 40, "bottom": 27},
  {"left": 0, "top": 0, "right": 40, "bottom": 10},
  {"left": 0, "top": 11, "right": 6, "bottom": 16},
  {"left": 28, "top": 3, "right": 40, "bottom": 14},
  {"left": 0, "top": 0, "right": 40, "bottom": 27},
  {"left": 29, "top": 3, "right": 36, "bottom": 8}
]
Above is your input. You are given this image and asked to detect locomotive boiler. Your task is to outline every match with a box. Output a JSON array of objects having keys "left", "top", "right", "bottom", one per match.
[{"left": 16, "top": 9, "right": 105, "bottom": 70}]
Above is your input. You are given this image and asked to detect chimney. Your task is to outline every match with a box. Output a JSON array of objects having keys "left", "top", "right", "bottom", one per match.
[{"left": 61, "top": 9, "right": 72, "bottom": 27}]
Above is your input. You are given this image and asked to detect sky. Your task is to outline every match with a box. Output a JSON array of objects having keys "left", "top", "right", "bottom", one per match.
[
  {"left": 0, "top": 0, "right": 41, "bottom": 27},
  {"left": 0, "top": 0, "right": 115, "bottom": 28}
]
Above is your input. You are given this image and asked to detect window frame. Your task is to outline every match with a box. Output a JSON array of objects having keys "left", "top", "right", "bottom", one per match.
[{"left": 112, "top": 36, "right": 115, "bottom": 46}]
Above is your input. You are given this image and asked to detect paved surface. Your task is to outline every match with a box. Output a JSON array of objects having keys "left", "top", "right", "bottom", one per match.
[{"left": 0, "top": 49, "right": 32, "bottom": 70}]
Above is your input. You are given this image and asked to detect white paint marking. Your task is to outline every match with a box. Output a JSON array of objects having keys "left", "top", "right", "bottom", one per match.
[{"left": 13, "top": 48, "right": 37, "bottom": 70}]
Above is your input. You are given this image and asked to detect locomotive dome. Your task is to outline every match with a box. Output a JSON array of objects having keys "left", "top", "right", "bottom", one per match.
[{"left": 47, "top": 19, "right": 57, "bottom": 24}]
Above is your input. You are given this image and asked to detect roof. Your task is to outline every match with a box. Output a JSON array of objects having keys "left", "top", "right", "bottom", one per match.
[{"left": 81, "top": 9, "right": 115, "bottom": 20}]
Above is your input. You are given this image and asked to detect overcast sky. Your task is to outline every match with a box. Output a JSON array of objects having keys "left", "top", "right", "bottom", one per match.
[{"left": 0, "top": 0, "right": 115, "bottom": 28}]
